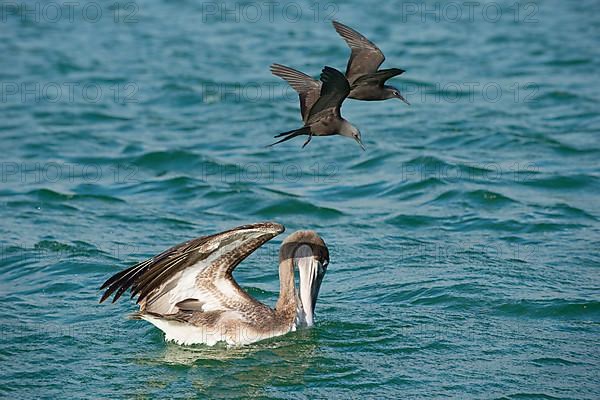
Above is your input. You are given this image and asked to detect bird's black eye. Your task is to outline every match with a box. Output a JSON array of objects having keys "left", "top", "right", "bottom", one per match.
[{"left": 394, "top": 91, "right": 399, "bottom": 96}]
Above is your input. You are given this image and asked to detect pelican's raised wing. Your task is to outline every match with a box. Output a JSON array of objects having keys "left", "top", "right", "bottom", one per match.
[
  {"left": 332, "top": 20, "right": 385, "bottom": 84},
  {"left": 270, "top": 63, "right": 321, "bottom": 123},
  {"left": 99, "top": 222, "right": 284, "bottom": 315}
]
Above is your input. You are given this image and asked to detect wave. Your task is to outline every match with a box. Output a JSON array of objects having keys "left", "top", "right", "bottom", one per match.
[
  {"left": 495, "top": 299, "right": 600, "bottom": 318},
  {"left": 256, "top": 198, "right": 344, "bottom": 219},
  {"left": 24, "top": 188, "right": 125, "bottom": 204},
  {"left": 497, "top": 393, "right": 562, "bottom": 400},
  {"left": 523, "top": 174, "right": 599, "bottom": 190},
  {"left": 425, "top": 189, "right": 518, "bottom": 207}
]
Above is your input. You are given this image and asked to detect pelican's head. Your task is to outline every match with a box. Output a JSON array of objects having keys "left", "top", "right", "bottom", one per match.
[
  {"left": 384, "top": 85, "right": 410, "bottom": 105},
  {"left": 339, "top": 120, "right": 365, "bottom": 151},
  {"left": 281, "top": 231, "right": 329, "bottom": 327}
]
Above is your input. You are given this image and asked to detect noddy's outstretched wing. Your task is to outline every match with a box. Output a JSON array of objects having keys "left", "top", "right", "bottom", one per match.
[
  {"left": 353, "top": 68, "right": 405, "bottom": 88},
  {"left": 307, "top": 66, "right": 351, "bottom": 123},
  {"left": 270, "top": 64, "right": 321, "bottom": 123},
  {"left": 332, "top": 20, "right": 385, "bottom": 84},
  {"left": 99, "top": 222, "right": 284, "bottom": 315}
]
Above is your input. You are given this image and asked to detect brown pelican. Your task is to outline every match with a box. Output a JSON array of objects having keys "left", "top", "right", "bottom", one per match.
[
  {"left": 99, "top": 222, "right": 329, "bottom": 346},
  {"left": 269, "top": 66, "right": 364, "bottom": 150},
  {"left": 332, "top": 20, "right": 409, "bottom": 104}
]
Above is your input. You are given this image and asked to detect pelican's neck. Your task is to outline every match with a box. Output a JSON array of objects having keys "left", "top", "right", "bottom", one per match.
[{"left": 275, "top": 256, "right": 297, "bottom": 321}]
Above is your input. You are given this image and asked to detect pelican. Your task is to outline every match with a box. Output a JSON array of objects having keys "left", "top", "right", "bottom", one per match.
[{"left": 99, "top": 222, "right": 329, "bottom": 346}]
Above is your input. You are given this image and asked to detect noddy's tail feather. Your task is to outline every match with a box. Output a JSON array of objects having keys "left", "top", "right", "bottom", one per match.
[
  {"left": 274, "top": 127, "right": 301, "bottom": 138},
  {"left": 268, "top": 126, "right": 311, "bottom": 147}
]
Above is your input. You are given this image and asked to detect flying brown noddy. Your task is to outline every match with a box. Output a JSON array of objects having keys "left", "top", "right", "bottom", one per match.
[
  {"left": 269, "top": 65, "right": 364, "bottom": 150},
  {"left": 332, "top": 20, "right": 409, "bottom": 104},
  {"left": 272, "top": 21, "right": 408, "bottom": 105}
]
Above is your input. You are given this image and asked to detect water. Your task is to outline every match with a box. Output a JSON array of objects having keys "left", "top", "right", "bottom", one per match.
[{"left": 1, "top": 0, "right": 599, "bottom": 398}]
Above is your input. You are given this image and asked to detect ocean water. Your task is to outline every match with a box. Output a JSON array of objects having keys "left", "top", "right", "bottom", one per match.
[{"left": 1, "top": 0, "right": 599, "bottom": 398}]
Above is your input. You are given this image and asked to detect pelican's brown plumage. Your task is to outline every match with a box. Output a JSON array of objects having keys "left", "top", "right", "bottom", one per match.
[
  {"left": 332, "top": 20, "right": 409, "bottom": 104},
  {"left": 269, "top": 65, "right": 364, "bottom": 149},
  {"left": 99, "top": 222, "right": 329, "bottom": 346}
]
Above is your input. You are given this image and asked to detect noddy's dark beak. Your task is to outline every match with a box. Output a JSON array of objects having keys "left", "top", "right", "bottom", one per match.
[
  {"left": 355, "top": 136, "right": 366, "bottom": 151},
  {"left": 397, "top": 93, "right": 410, "bottom": 105}
]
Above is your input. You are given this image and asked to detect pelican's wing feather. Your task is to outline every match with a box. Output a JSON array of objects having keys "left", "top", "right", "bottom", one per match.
[{"left": 99, "top": 222, "right": 284, "bottom": 315}]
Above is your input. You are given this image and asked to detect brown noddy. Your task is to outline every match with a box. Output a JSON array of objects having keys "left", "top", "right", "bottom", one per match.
[
  {"left": 332, "top": 20, "right": 410, "bottom": 104},
  {"left": 269, "top": 65, "right": 364, "bottom": 150}
]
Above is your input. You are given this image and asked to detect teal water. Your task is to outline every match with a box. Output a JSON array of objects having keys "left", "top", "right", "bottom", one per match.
[{"left": 1, "top": 0, "right": 599, "bottom": 398}]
